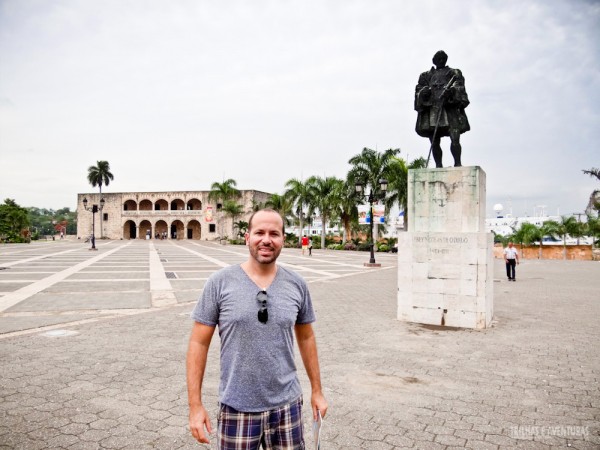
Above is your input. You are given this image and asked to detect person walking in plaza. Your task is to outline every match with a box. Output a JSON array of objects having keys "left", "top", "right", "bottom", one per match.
[
  {"left": 301, "top": 234, "right": 309, "bottom": 255},
  {"left": 186, "top": 209, "right": 328, "bottom": 448},
  {"left": 308, "top": 237, "right": 313, "bottom": 256},
  {"left": 504, "top": 241, "right": 519, "bottom": 281}
]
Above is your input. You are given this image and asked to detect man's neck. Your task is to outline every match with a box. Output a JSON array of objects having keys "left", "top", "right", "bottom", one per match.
[{"left": 241, "top": 260, "right": 278, "bottom": 288}]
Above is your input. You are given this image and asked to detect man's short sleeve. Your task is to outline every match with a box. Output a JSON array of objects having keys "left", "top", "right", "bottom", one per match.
[
  {"left": 190, "top": 276, "right": 219, "bottom": 326},
  {"left": 296, "top": 282, "right": 316, "bottom": 325}
]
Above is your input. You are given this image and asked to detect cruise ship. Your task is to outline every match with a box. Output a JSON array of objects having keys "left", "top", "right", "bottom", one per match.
[{"left": 485, "top": 204, "right": 592, "bottom": 245}]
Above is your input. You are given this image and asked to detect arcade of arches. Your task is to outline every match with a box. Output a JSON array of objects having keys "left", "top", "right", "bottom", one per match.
[
  {"left": 76, "top": 190, "right": 271, "bottom": 241},
  {"left": 122, "top": 198, "right": 202, "bottom": 240}
]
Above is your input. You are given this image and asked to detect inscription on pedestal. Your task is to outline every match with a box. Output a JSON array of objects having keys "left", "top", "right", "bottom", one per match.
[{"left": 398, "top": 166, "right": 493, "bottom": 329}]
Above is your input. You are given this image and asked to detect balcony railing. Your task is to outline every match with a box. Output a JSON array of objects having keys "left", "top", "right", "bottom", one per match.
[{"left": 122, "top": 210, "right": 203, "bottom": 215}]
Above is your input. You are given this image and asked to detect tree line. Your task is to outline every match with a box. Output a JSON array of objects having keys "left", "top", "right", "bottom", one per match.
[
  {"left": 499, "top": 215, "right": 600, "bottom": 260},
  {"left": 207, "top": 148, "right": 426, "bottom": 250},
  {"left": 2, "top": 159, "right": 598, "bottom": 248}
]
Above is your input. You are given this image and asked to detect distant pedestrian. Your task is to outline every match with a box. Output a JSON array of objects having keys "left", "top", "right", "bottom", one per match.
[
  {"left": 504, "top": 241, "right": 519, "bottom": 281},
  {"left": 308, "top": 238, "right": 313, "bottom": 256},
  {"left": 301, "top": 234, "right": 309, "bottom": 255}
]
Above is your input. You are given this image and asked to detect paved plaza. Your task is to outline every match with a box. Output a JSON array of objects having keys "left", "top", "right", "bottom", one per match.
[{"left": 0, "top": 239, "right": 598, "bottom": 449}]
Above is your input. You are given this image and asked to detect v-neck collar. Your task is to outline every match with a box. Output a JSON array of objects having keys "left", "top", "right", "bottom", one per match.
[{"left": 239, "top": 264, "right": 279, "bottom": 291}]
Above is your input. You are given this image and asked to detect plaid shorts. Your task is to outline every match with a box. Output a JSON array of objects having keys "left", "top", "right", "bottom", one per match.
[{"left": 217, "top": 397, "right": 305, "bottom": 450}]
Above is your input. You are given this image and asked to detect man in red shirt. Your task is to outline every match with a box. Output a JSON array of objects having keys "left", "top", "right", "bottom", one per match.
[{"left": 301, "top": 235, "right": 309, "bottom": 255}]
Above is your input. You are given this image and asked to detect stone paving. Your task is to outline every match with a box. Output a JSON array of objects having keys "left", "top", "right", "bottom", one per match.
[{"left": 0, "top": 239, "right": 598, "bottom": 449}]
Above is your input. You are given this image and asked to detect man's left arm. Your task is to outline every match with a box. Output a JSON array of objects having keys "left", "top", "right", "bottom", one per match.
[{"left": 295, "top": 323, "right": 328, "bottom": 419}]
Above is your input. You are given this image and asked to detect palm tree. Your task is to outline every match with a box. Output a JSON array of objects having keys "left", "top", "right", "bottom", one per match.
[
  {"left": 208, "top": 179, "right": 240, "bottom": 204},
  {"left": 306, "top": 176, "right": 344, "bottom": 249},
  {"left": 584, "top": 215, "right": 600, "bottom": 247},
  {"left": 387, "top": 156, "right": 427, "bottom": 230},
  {"left": 348, "top": 148, "right": 400, "bottom": 246},
  {"left": 337, "top": 177, "right": 362, "bottom": 244},
  {"left": 208, "top": 179, "right": 240, "bottom": 238},
  {"left": 265, "top": 193, "right": 295, "bottom": 227},
  {"left": 87, "top": 161, "right": 114, "bottom": 238},
  {"left": 284, "top": 178, "right": 312, "bottom": 245},
  {"left": 87, "top": 161, "right": 114, "bottom": 195},
  {"left": 222, "top": 200, "right": 244, "bottom": 239},
  {"left": 233, "top": 220, "right": 248, "bottom": 238},
  {"left": 582, "top": 167, "right": 600, "bottom": 181},
  {"left": 552, "top": 216, "right": 579, "bottom": 259},
  {"left": 512, "top": 222, "right": 542, "bottom": 259},
  {"left": 570, "top": 217, "right": 585, "bottom": 245},
  {"left": 538, "top": 221, "right": 559, "bottom": 259}
]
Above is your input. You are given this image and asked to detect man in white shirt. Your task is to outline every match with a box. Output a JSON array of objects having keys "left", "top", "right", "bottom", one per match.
[{"left": 503, "top": 241, "right": 519, "bottom": 281}]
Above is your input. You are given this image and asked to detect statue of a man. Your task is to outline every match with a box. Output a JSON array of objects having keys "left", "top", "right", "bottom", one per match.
[{"left": 415, "top": 50, "right": 470, "bottom": 167}]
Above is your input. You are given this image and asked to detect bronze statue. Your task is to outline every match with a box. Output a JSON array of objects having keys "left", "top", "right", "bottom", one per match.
[{"left": 415, "top": 50, "right": 470, "bottom": 167}]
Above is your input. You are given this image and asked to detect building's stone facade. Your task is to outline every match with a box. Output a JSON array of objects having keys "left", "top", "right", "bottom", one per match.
[{"left": 76, "top": 190, "right": 271, "bottom": 241}]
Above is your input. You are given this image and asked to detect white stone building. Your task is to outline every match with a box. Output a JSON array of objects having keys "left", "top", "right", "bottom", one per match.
[{"left": 76, "top": 190, "right": 271, "bottom": 240}]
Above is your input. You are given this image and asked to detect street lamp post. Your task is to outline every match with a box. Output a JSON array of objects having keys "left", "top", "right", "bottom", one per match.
[
  {"left": 356, "top": 179, "right": 388, "bottom": 266},
  {"left": 82, "top": 197, "right": 105, "bottom": 250}
]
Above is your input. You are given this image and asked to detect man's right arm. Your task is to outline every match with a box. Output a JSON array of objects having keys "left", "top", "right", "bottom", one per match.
[{"left": 186, "top": 322, "right": 216, "bottom": 444}]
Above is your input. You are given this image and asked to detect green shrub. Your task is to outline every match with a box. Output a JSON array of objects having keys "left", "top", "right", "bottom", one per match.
[
  {"left": 285, "top": 232, "right": 298, "bottom": 246},
  {"left": 357, "top": 242, "right": 372, "bottom": 252},
  {"left": 378, "top": 244, "right": 389, "bottom": 252}
]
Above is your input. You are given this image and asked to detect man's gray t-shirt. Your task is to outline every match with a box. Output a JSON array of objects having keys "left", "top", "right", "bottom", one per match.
[{"left": 191, "top": 264, "right": 315, "bottom": 412}]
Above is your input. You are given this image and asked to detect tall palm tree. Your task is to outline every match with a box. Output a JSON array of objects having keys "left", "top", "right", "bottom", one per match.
[
  {"left": 337, "top": 177, "right": 362, "bottom": 243},
  {"left": 209, "top": 179, "right": 241, "bottom": 238},
  {"left": 222, "top": 200, "right": 244, "bottom": 239},
  {"left": 284, "top": 178, "right": 312, "bottom": 244},
  {"left": 208, "top": 179, "right": 240, "bottom": 204},
  {"left": 582, "top": 168, "right": 600, "bottom": 216},
  {"left": 87, "top": 161, "right": 114, "bottom": 238},
  {"left": 306, "top": 176, "right": 344, "bottom": 249},
  {"left": 512, "top": 222, "right": 542, "bottom": 259},
  {"left": 582, "top": 167, "right": 600, "bottom": 181},
  {"left": 544, "top": 216, "right": 578, "bottom": 260},
  {"left": 387, "top": 156, "right": 427, "bottom": 230},
  {"left": 265, "top": 193, "right": 295, "bottom": 227},
  {"left": 348, "top": 148, "right": 400, "bottom": 245},
  {"left": 87, "top": 161, "right": 114, "bottom": 195}
]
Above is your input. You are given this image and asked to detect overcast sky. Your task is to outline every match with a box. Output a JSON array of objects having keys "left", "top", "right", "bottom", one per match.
[{"left": 1, "top": 0, "right": 599, "bottom": 218}]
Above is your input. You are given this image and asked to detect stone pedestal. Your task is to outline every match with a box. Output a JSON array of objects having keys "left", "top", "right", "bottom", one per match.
[{"left": 397, "top": 166, "right": 493, "bottom": 329}]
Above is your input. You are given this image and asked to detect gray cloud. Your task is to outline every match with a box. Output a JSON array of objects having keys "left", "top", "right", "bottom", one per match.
[{"left": 0, "top": 0, "right": 598, "bottom": 216}]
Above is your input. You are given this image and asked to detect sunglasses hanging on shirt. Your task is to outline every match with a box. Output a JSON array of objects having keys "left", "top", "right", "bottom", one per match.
[{"left": 257, "top": 290, "right": 268, "bottom": 324}]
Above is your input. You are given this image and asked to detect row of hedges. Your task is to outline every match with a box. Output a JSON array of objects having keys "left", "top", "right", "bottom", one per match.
[
  {"left": 231, "top": 235, "right": 397, "bottom": 252},
  {"left": 327, "top": 242, "right": 391, "bottom": 252}
]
